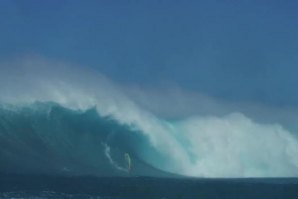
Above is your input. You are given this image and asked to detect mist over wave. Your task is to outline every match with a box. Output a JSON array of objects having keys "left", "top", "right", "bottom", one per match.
[{"left": 1, "top": 58, "right": 298, "bottom": 177}]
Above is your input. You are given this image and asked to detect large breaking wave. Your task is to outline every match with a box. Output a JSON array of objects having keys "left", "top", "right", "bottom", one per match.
[{"left": 1, "top": 58, "right": 298, "bottom": 177}]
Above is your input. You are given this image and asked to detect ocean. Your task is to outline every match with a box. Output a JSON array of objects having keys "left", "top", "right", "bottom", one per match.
[{"left": 1, "top": 102, "right": 298, "bottom": 198}]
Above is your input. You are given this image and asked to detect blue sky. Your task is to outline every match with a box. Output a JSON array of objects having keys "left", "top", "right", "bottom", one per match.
[{"left": 1, "top": 0, "right": 298, "bottom": 107}]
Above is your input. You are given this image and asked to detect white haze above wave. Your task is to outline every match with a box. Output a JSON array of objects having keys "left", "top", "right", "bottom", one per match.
[{"left": 1, "top": 57, "right": 298, "bottom": 177}]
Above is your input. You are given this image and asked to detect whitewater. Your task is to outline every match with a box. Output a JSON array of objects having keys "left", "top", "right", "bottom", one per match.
[{"left": 1, "top": 58, "right": 298, "bottom": 178}]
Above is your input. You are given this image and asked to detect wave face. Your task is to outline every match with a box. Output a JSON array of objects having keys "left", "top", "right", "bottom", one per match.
[
  {"left": 0, "top": 102, "right": 171, "bottom": 176},
  {"left": 1, "top": 59, "right": 298, "bottom": 177}
]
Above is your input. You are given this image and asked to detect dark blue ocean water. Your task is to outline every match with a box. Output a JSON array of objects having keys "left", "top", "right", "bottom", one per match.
[{"left": 1, "top": 174, "right": 298, "bottom": 199}]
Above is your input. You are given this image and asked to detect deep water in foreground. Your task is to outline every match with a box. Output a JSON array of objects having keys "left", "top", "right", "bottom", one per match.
[{"left": 1, "top": 174, "right": 298, "bottom": 199}]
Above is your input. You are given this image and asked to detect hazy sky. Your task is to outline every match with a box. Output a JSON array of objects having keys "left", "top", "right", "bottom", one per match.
[{"left": 1, "top": 0, "right": 298, "bottom": 107}]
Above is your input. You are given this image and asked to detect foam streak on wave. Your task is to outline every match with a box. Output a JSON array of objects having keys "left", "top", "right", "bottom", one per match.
[{"left": 103, "top": 143, "right": 128, "bottom": 173}]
